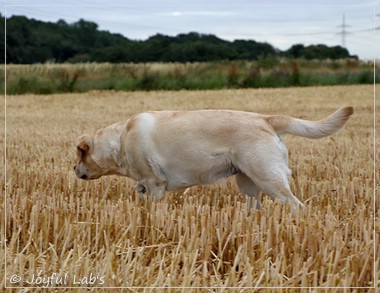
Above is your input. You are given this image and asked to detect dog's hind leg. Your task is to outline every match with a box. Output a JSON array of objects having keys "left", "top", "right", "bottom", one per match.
[
  {"left": 237, "top": 136, "right": 303, "bottom": 211},
  {"left": 243, "top": 166, "right": 303, "bottom": 211},
  {"left": 261, "top": 179, "right": 303, "bottom": 211},
  {"left": 235, "top": 173, "right": 262, "bottom": 210}
]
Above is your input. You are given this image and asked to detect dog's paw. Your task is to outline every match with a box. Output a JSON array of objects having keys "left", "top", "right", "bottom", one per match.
[{"left": 137, "top": 183, "right": 147, "bottom": 195}]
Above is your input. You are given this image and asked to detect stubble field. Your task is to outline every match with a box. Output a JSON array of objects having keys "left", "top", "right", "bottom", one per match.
[{"left": 1, "top": 85, "right": 379, "bottom": 291}]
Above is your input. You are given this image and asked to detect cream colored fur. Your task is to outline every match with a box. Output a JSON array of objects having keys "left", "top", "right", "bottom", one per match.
[{"left": 74, "top": 107, "right": 353, "bottom": 210}]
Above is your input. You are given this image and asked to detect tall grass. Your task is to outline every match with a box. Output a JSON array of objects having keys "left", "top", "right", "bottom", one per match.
[
  {"left": 2, "top": 85, "right": 378, "bottom": 289},
  {"left": 3, "top": 59, "right": 378, "bottom": 94}
]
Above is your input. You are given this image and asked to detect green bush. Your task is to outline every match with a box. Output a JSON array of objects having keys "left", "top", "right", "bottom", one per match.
[{"left": 3, "top": 60, "right": 378, "bottom": 95}]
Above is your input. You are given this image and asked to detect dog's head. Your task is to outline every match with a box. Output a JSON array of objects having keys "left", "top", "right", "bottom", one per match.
[
  {"left": 74, "top": 135, "right": 103, "bottom": 180},
  {"left": 74, "top": 128, "right": 123, "bottom": 180}
]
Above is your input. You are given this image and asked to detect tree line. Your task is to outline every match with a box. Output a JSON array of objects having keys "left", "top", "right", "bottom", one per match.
[{"left": 1, "top": 14, "right": 357, "bottom": 64}]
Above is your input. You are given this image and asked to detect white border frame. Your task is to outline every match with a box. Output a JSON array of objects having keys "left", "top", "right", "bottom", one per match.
[{"left": 3, "top": 2, "right": 378, "bottom": 289}]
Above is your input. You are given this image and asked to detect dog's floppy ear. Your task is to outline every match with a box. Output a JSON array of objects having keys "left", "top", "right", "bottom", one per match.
[{"left": 77, "top": 135, "right": 94, "bottom": 155}]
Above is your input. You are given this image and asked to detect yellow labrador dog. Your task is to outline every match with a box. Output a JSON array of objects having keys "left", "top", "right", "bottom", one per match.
[{"left": 74, "top": 107, "right": 353, "bottom": 210}]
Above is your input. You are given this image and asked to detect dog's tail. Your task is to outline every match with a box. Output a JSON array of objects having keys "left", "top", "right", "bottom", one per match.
[{"left": 267, "top": 106, "right": 353, "bottom": 139}]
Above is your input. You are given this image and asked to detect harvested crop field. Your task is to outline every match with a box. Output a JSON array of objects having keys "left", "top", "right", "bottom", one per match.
[{"left": 2, "top": 85, "right": 379, "bottom": 290}]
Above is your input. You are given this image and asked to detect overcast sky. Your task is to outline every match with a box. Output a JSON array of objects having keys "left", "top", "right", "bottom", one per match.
[{"left": 2, "top": 0, "right": 379, "bottom": 60}]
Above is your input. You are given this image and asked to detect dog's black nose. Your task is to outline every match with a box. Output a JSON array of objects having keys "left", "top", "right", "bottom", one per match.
[{"left": 80, "top": 174, "right": 87, "bottom": 180}]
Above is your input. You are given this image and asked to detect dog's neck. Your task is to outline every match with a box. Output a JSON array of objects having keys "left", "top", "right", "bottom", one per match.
[{"left": 93, "top": 121, "right": 129, "bottom": 177}]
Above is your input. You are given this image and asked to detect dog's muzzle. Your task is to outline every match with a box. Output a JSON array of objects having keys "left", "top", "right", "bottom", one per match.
[{"left": 74, "top": 165, "right": 88, "bottom": 180}]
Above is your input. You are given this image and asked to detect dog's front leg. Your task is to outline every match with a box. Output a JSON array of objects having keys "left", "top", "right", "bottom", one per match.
[
  {"left": 136, "top": 179, "right": 167, "bottom": 202},
  {"left": 136, "top": 182, "right": 147, "bottom": 200}
]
